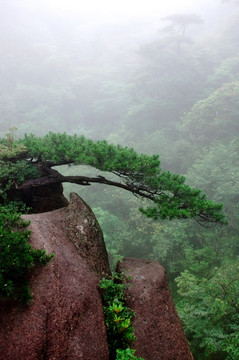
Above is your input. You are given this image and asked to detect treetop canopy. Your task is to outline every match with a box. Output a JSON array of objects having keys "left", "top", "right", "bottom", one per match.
[{"left": 0, "top": 132, "right": 226, "bottom": 225}]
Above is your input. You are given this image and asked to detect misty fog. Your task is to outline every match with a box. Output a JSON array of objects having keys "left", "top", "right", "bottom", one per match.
[
  {"left": 1, "top": 0, "right": 239, "bottom": 358},
  {"left": 0, "top": 0, "right": 236, "bottom": 140}
]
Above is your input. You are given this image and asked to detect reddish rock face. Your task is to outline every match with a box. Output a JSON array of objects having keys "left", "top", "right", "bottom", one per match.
[
  {"left": 65, "top": 193, "right": 110, "bottom": 277},
  {"left": 0, "top": 194, "right": 110, "bottom": 360},
  {"left": 0, "top": 193, "right": 194, "bottom": 360},
  {"left": 117, "top": 258, "right": 193, "bottom": 360}
]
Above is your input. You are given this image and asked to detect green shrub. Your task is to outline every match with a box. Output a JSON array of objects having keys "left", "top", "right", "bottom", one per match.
[
  {"left": 0, "top": 204, "right": 53, "bottom": 303},
  {"left": 116, "top": 348, "right": 144, "bottom": 360},
  {"left": 100, "top": 272, "right": 143, "bottom": 360}
]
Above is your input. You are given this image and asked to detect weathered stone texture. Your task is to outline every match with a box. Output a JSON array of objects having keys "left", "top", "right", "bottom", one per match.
[
  {"left": 0, "top": 193, "right": 193, "bottom": 360},
  {"left": 0, "top": 194, "right": 110, "bottom": 360},
  {"left": 117, "top": 258, "right": 193, "bottom": 360},
  {"left": 65, "top": 193, "right": 110, "bottom": 276}
]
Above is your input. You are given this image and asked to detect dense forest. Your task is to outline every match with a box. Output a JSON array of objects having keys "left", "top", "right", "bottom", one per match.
[{"left": 0, "top": 1, "right": 239, "bottom": 359}]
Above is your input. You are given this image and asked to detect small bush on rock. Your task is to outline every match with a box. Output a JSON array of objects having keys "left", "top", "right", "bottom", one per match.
[
  {"left": 100, "top": 272, "right": 143, "bottom": 360},
  {"left": 0, "top": 204, "right": 53, "bottom": 303}
]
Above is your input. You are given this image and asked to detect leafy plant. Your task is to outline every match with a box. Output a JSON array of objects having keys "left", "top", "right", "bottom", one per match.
[
  {"left": 176, "top": 261, "right": 239, "bottom": 360},
  {"left": 116, "top": 348, "right": 144, "bottom": 360},
  {"left": 0, "top": 160, "right": 40, "bottom": 195},
  {"left": 0, "top": 204, "right": 54, "bottom": 303},
  {"left": 0, "top": 126, "right": 27, "bottom": 160},
  {"left": 100, "top": 272, "right": 143, "bottom": 360},
  {"left": 0, "top": 127, "right": 40, "bottom": 204}
]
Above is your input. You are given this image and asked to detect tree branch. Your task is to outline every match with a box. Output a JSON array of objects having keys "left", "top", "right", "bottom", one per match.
[{"left": 18, "top": 170, "right": 156, "bottom": 201}]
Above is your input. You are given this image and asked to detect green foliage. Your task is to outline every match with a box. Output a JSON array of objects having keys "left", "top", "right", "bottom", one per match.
[
  {"left": 0, "top": 126, "right": 27, "bottom": 160},
  {"left": 92, "top": 207, "right": 126, "bottom": 268},
  {"left": 139, "top": 179, "right": 225, "bottom": 224},
  {"left": 116, "top": 348, "right": 144, "bottom": 360},
  {"left": 0, "top": 143, "right": 27, "bottom": 161},
  {"left": 19, "top": 132, "right": 226, "bottom": 225},
  {"left": 22, "top": 132, "right": 161, "bottom": 176},
  {"left": 0, "top": 160, "right": 40, "bottom": 196},
  {"left": 181, "top": 81, "right": 239, "bottom": 146},
  {"left": 93, "top": 204, "right": 157, "bottom": 269},
  {"left": 0, "top": 9, "right": 238, "bottom": 358},
  {"left": 0, "top": 129, "right": 53, "bottom": 304},
  {"left": 99, "top": 272, "right": 143, "bottom": 360},
  {"left": 0, "top": 127, "right": 40, "bottom": 202},
  {"left": 0, "top": 205, "right": 54, "bottom": 303},
  {"left": 176, "top": 261, "right": 239, "bottom": 360},
  {"left": 206, "top": 57, "right": 239, "bottom": 91},
  {"left": 186, "top": 140, "right": 239, "bottom": 212}
]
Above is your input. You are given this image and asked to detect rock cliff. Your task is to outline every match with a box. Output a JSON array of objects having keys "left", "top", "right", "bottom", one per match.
[
  {"left": 0, "top": 193, "right": 193, "bottom": 360},
  {"left": 0, "top": 194, "right": 110, "bottom": 360},
  {"left": 117, "top": 258, "right": 193, "bottom": 360}
]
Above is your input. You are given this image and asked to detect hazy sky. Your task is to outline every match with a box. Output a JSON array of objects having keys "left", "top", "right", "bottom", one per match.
[
  {"left": 41, "top": 0, "right": 208, "bottom": 14},
  {"left": 17, "top": 0, "right": 213, "bottom": 18}
]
